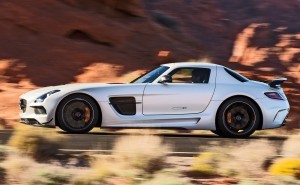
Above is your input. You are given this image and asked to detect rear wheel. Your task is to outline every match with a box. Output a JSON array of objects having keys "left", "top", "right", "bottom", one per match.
[
  {"left": 216, "top": 97, "right": 260, "bottom": 138},
  {"left": 57, "top": 94, "right": 100, "bottom": 134}
]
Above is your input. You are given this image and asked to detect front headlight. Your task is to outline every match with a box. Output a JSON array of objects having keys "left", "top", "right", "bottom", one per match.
[{"left": 35, "top": 90, "right": 60, "bottom": 103}]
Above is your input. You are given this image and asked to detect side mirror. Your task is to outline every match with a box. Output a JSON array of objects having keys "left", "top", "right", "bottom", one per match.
[{"left": 159, "top": 75, "right": 172, "bottom": 83}]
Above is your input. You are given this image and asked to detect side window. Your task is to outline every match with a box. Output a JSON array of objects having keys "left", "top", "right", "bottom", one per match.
[{"left": 169, "top": 68, "right": 211, "bottom": 83}]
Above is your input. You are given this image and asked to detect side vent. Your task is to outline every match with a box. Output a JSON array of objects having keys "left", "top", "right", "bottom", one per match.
[{"left": 109, "top": 97, "right": 136, "bottom": 115}]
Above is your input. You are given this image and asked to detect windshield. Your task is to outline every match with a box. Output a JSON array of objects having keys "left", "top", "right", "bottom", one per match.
[{"left": 131, "top": 66, "right": 170, "bottom": 83}]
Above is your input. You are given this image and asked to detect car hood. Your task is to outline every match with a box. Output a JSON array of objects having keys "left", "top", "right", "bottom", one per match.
[{"left": 20, "top": 83, "right": 124, "bottom": 99}]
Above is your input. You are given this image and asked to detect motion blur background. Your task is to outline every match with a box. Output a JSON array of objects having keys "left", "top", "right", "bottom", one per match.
[{"left": 0, "top": 0, "right": 299, "bottom": 129}]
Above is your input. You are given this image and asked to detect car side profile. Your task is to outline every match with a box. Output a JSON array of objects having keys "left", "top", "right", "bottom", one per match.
[{"left": 19, "top": 62, "right": 290, "bottom": 138}]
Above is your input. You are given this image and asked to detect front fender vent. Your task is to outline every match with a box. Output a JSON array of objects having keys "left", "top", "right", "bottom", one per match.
[{"left": 109, "top": 97, "right": 136, "bottom": 116}]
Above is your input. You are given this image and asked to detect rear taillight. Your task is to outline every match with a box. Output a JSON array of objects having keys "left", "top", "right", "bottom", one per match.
[{"left": 264, "top": 92, "right": 283, "bottom": 100}]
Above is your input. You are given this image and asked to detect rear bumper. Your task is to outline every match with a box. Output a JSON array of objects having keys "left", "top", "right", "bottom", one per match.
[{"left": 256, "top": 97, "right": 290, "bottom": 129}]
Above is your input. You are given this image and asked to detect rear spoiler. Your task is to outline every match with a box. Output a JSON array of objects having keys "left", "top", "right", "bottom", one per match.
[{"left": 268, "top": 78, "right": 287, "bottom": 88}]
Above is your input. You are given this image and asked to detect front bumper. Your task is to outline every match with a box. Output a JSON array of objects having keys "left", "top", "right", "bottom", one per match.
[
  {"left": 20, "top": 118, "right": 55, "bottom": 128},
  {"left": 256, "top": 97, "right": 290, "bottom": 129},
  {"left": 19, "top": 98, "right": 56, "bottom": 128}
]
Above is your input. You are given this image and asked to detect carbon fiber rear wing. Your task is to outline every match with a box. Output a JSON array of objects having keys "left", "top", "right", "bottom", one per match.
[{"left": 268, "top": 78, "right": 287, "bottom": 88}]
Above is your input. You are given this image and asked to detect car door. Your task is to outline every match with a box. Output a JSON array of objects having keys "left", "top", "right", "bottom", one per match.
[{"left": 142, "top": 67, "right": 216, "bottom": 115}]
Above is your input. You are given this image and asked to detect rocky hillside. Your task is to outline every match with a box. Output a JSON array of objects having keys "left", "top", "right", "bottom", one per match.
[{"left": 0, "top": 0, "right": 299, "bottom": 128}]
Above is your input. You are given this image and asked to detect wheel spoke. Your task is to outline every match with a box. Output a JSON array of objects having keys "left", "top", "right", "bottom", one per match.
[
  {"left": 62, "top": 100, "right": 93, "bottom": 129},
  {"left": 224, "top": 102, "right": 255, "bottom": 134}
]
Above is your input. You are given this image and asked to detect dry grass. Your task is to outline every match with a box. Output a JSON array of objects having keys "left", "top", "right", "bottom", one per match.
[
  {"left": 139, "top": 173, "right": 191, "bottom": 185},
  {"left": 72, "top": 156, "right": 116, "bottom": 185},
  {"left": 254, "top": 128, "right": 300, "bottom": 136},
  {"left": 73, "top": 134, "right": 171, "bottom": 185},
  {"left": 238, "top": 176, "right": 300, "bottom": 185},
  {"left": 1, "top": 153, "right": 34, "bottom": 177},
  {"left": 281, "top": 134, "right": 300, "bottom": 157},
  {"left": 71, "top": 162, "right": 137, "bottom": 185},
  {"left": 266, "top": 133, "right": 300, "bottom": 180},
  {"left": 1, "top": 133, "right": 173, "bottom": 185},
  {"left": 8, "top": 125, "right": 64, "bottom": 160},
  {"left": 0, "top": 146, "right": 7, "bottom": 162},
  {"left": 190, "top": 152, "right": 219, "bottom": 177},
  {"left": 189, "top": 140, "right": 277, "bottom": 178},
  {"left": 217, "top": 140, "right": 277, "bottom": 177},
  {"left": 72, "top": 157, "right": 132, "bottom": 185},
  {"left": 113, "top": 135, "right": 170, "bottom": 173},
  {"left": 1, "top": 149, "right": 72, "bottom": 185},
  {"left": 25, "top": 166, "right": 70, "bottom": 185},
  {"left": 0, "top": 165, "right": 6, "bottom": 184}
]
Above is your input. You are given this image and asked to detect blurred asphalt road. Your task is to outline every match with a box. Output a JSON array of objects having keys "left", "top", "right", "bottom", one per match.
[{"left": 0, "top": 130, "right": 287, "bottom": 156}]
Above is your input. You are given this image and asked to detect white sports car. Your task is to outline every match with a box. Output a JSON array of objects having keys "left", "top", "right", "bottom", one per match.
[{"left": 19, "top": 62, "right": 290, "bottom": 138}]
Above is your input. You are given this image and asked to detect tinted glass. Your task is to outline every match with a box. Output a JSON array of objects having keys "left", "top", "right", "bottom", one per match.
[
  {"left": 224, "top": 67, "right": 249, "bottom": 82},
  {"left": 169, "top": 68, "right": 211, "bottom": 83},
  {"left": 131, "top": 66, "right": 169, "bottom": 83}
]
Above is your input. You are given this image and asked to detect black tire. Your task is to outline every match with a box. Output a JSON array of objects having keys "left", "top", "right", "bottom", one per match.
[
  {"left": 216, "top": 97, "right": 260, "bottom": 138},
  {"left": 210, "top": 130, "right": 224, "bottom": 137},
  {"left": 57, "top": 94, "right": 100, "bottom": 134}
]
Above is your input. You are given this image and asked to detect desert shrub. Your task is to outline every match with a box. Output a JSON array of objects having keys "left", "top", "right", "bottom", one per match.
[
  {"left": 139, "top": 173, "right": 192, "bottom": 185},
  {"left": 25, "top": 167, "right": 70, "bottom": 185},
  {"left": 72, "top": 172, "right": 111, "bottom": 185},
  {"left": 2, "top": 153, "right": 34, "bottom": 175},
  {"left": 73, "top": 135, "right": 171, "bottom": 184},
  {"left": 0, "top": 118, "right": 9, "bottom": 129},
  {"left": 188, "top": 140, "right": 277, "bottom": 178},
  {"left": 73, "top": 175, "right": 104, "bottom": 185},
  {"left": 237, "top": 179, "right": 265, "bottom": 185},
  {"left": 2, "top": 151, "right": 73, "bottom": 184},
  {"left": 281, "top": 134, "right": 300, "bottom": 157},
  {"left": 0, "top": 146, "right": 7, "bottom": 162},
  {"left": 218, "top": 140, "right": 277, "bottom": 177},
  {"left": 269, "top": 158, "right": 300, "bottom": 179},
  {"left": 190, "top": 152, "right": 219, "bottom": 177},
  {"left": 275, "top": 176, "right": 300, "bottom": 185},
  {"left": 72, "top": 157, "right": 121, "bottom": 185},
  {"left": 113, "top": 135, "right": 170, "bottom": 173},
  {"left": 238, "top": 177, "right": 300, "bottom": 185},
  {"left": 0, "top": 166, "right": 6, "bottom": 183},
  {"left": 8, "top": 125, "right": 63, "bottom": 160},
  {"left": 153, "top": 12, "right": 179, "bottom": 31}
]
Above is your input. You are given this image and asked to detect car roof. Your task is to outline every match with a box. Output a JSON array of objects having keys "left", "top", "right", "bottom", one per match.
[{"left": 162, "top": 62, "right": 222, "bottom": 68}]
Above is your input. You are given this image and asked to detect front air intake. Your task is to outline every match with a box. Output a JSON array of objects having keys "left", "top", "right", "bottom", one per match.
[{"left": 20, "top": 99, "right": 27, "bottom": 113}]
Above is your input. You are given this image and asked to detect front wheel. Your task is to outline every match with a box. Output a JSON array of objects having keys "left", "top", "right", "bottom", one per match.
[
  {"left": 57, "top": 94, "right": 100, "bottom": 134},
  {"left": 210, "top": 130, "right": 223, "bottom": 137},
  {"left": 216, "top": 97, "right": 260, "bottom": 138}
]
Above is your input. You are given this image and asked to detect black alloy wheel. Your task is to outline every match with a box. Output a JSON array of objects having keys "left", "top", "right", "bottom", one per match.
[
  {"left": 57, "top": 94, "right": 100, "bottom": 134},
  {"left": 216, "top": 97, "right": 260, "bottom": 138}
]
